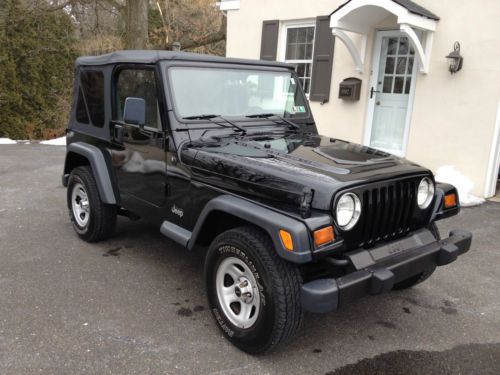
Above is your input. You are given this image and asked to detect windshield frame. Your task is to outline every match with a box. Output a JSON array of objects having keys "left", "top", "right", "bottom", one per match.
[{"left": 163, "top": 61, "right": 313, "bottom": 126}]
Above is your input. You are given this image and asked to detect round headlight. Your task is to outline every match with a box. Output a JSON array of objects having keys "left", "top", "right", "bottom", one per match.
[
  {"left": 417, "top": 177, "right": 435, "bottom": 209},
  {"left": 336, "top": 193, "right": 361, "bottom": 231}
]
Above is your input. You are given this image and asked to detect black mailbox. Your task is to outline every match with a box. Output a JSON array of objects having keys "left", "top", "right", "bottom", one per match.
[{"left": 339, "top": 77, "right": 362, "bottom": 101}]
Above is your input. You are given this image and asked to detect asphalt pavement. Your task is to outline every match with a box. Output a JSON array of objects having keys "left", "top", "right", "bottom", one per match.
[{"left": 0, "top": 144, "right": 499, "bottom": 374}]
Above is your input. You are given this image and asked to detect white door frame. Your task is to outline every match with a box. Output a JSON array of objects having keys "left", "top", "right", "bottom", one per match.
[
  {"left": 363, "top": 29, "right": 419, "bottom": 157},
  {"left": 485, "top": 99, "right": 500, "bottom": 197}
]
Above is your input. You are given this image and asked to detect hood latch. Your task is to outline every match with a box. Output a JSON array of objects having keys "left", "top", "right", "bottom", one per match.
[{"left": 299, "top": 188, "right": 314, "bottom": 219}]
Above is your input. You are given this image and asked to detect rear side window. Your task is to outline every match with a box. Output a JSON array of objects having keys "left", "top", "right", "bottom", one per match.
[{"left": 77, "top": 70, "right": 105, "bottom": 127}]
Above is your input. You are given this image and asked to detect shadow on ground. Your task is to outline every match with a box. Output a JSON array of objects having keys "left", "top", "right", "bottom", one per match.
[{"left": 327, "top": 343, "right": 500, "bottom": 375}]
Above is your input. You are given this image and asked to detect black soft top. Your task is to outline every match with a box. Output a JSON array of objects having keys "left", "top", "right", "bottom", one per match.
[{"left": 76, "top": 50, "right": 293, "bottom": 69}]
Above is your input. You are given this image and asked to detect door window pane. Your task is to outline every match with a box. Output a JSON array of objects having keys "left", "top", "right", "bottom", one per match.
[
  {"left": 396, "top": 57, "right": 407, "bottom": 74},
  {"left": 394, "top": 77, "right": 404, "bottom": 94},
  {"left": 398, "top": 37, "right": 409, "bottom": 54},
  {"left": 387, "top": 38, "right": 398, "bottom": 54},
  {"left": 115, "top": 69, "right": 161, "bottom": 131},
  {"left": 385, "top": 57, "right": 395, "bottom": 74},
  {"left": 383, "top": 76, "right": 393, "bottom": 93},
  {"left": 404, "top": 77, "right": 412, "bottom": 94},
  {"left": 407, "top": 57, "right": 414, "bottom": 74}
]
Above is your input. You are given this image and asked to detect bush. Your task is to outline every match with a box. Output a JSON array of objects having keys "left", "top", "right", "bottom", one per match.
[{"left": 0, "top": 0, "right": 77, "bottom": 139}]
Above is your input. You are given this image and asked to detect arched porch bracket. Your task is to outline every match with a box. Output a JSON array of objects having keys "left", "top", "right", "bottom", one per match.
[
  {"left": 331, "top": 29, "right": 367, "bottom": 73},
  {"left": 400, "top": 23, "right": 432, "bottom": 74}
]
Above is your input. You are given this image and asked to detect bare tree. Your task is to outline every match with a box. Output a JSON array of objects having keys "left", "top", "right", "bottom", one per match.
[
  {"left": 150, "top": 0, "right": 226, "bottom": 54},
  {"left": 125, "top": 0, "right": 148, "bottom": 49}
]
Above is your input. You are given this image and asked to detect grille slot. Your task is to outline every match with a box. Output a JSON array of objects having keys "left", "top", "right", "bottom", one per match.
[{"left": 358, "top": 179, "right": 417, "bottom": 247}]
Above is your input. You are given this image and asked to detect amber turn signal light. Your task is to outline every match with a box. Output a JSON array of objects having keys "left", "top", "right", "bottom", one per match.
[
  {"left": 314, "top": 226, "right": 335, "bottom": 248},
  {"left": 279, "top": 230, "right": 294, "bottom": 251},
  {"left": 444, "top": 193, "right": 457, "bottom": 209}
]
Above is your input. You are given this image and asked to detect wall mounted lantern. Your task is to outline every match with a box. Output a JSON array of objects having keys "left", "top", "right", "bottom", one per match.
[{"left": 446, "top": 42, "right": 463, "bottom": 74}]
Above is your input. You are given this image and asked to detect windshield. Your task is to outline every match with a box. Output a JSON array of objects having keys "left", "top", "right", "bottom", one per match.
[{"left": 168, "top": 67, "right": 310, "bottom": 119}]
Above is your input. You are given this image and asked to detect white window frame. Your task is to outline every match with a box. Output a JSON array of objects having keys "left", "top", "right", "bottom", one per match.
[{"left": 279, "top": 20, "right": 316, "bottom": 96}]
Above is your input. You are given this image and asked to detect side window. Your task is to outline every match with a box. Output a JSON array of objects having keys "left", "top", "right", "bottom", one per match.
[
  {"left": 78, "top": 70, "right": 105, "bottom": 127},
  {"left": 75, "top": 87, "right": 90, "bottom": 124},
  {"left": 114, "top": 69, "right": 161, "bottom": 131},
  {"left": 284, "top": 26, "right": 315, "bottom": 95}
]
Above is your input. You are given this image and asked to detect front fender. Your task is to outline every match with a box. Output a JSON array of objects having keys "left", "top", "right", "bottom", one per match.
[{"left": 189, "top": 195, "right": 313, "bottom": 263}]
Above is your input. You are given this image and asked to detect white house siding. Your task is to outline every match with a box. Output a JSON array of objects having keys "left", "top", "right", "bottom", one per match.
[{"left": 225, "top": 0, "right": 500, "bottom": 198}]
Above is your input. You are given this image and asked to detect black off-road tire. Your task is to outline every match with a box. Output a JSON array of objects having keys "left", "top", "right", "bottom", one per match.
[
  {"left": 67, "top": 166, "right": 117, "bottom": 242},
  {"left": 393, "top": 223, "right": 440, "bottom": 290},
  {"left": 205, "top": 226, "right": 303, "bottom": 354}
]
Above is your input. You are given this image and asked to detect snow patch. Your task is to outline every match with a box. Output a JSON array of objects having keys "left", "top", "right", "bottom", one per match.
[
  {"left": 40, "top": 136, "right": 66, "bottom": 146},
  {"left": 0, "top": 138, "right": 17, "bottom": 145},
  {"left": 435, "top": 165, "right": 484, "bottom": 207}
]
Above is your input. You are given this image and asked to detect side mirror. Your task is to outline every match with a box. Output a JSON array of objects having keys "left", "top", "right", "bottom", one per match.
[{"left": 123, "top": 97, "right": 146, "bottom": 127}]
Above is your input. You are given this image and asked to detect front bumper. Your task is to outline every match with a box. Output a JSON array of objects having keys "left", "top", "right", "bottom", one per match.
[{"left": 301, "top": 229, "right": 472, "bottom": 313}]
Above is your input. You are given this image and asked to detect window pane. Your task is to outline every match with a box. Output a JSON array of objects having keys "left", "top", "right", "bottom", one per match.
[
  {"left": 407, "top": 56, "right": 414, "bottom": 74},
  {"left": 303, "top": 78, "right": 311, "bottom": 94},
  {"left": 383, "top": 76, "right": 393, "bottom": 93},
  {"left": 80, "top": 71, "right": 105, "bottom": 127},
  {"left": 404, "top": 77, "right": 412, "bottom": 94},
  {"left": 296, "top": 63, "right": 306, "bottom": 77},
  {"left": 410, "top": 46, "right": 415, "bottom": 55},
  {"left": 398, "top": 37, "right": 409, "bottom": 55},
  {"left": 305, "top": 44, "right": 313, "bottom": 60},
  {"left": 385, "top": 57, "right": 395, "bottom": 74},
  {"left": 387, "top": 38, "right": 398, "bottom": 54},
  {"left": 115, "top": 69, "right": 160, "bottom": 130},
  {"left": 287, "top": 28, "right": 297, "bottom": 44},
  {"left": 305, "top": 63, "right": 312, "bottom": 77},
  {"left": 286, "top": 44, "right": 297, "bottom": 60},
  {"left": 306, "top": 27, "right": 314, "bottom": 43},
  {"left": 396, "top": 57, "right": 407, "bottom": 74},
  {"left": 297, "top": 28, "right": 307, "bottom": 43},
  {"left": 76, "top": 87, "right": 89, "bottom": 124},
  {"left": 394, "top": 77, "right": 404, "bottom": 93},
  {"left": 297, "top": 44, "right": 306, "bottom": 60}
]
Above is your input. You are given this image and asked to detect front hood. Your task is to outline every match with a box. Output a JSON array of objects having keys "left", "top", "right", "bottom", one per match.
[{"left": 182, "top": 132, "right": 431, "bottom": 211}]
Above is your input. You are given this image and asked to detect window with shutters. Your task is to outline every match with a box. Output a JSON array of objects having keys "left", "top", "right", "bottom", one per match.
[{"left": 282, "top": 24, "right": 315, "bottom": 95}]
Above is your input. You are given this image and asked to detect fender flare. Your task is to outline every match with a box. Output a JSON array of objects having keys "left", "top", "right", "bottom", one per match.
[
  {"left": 63, "top": 142, "right": 118, "bottom": 205},
  {"left": 188, "top": 195, "right": 313, "bottom": 263},
  {"left": 430, "top": 182, "right": 460, "bottom": 222}
]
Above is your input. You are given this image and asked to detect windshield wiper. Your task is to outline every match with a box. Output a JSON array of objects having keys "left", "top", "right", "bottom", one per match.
[
  {"left": 182, "top": 114, "right": 246, "bottom": 134},
  {"left": 245, "top": 113, "right": 301, "bottom": 130},
  {"left": 182, "top": 114, "right": 219, "bottom": 120}
]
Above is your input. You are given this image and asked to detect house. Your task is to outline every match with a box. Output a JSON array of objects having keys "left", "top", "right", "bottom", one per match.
[{"left": 218, "top": 0, "right": 500, "bottom": 199}]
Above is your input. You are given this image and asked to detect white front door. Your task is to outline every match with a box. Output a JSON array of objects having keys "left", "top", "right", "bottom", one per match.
[{"left": 365, "top": 31, "right": 417, "bottom": 156}]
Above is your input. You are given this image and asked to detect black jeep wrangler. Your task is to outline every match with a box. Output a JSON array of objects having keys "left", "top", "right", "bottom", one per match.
[{"left": 63, "top": 51, "right": 472, "bottom": 354}]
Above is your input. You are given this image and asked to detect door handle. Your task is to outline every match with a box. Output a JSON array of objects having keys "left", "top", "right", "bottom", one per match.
[{"left": 370, "top": 87, "right": 381, "bottom": 99}]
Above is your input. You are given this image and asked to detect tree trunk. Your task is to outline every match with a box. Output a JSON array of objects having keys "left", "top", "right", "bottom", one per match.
[{"left": 125, "top": 0, "right": 148, "bottom": 49}]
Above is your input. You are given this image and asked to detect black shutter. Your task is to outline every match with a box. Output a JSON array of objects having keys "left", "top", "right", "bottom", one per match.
[
  {"left": 260, "top": 20, "right": 279, "bottom": 60},
  {"left": 309, "top": 16, "right": 335, "bottom": 103}
]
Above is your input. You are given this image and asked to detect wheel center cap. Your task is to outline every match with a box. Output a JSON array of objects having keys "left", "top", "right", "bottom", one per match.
[{"left": 235, "top": 277, "right": 253, "bottom": 304}]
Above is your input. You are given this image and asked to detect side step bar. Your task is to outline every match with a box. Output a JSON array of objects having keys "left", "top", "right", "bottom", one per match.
[{"left": 160, "top": 221, "right": 192, "bottom": 248}]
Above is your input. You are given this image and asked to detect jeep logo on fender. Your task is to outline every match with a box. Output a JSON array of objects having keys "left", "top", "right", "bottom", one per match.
[{"left": 171, "top": 204, "right": 183, "bottom": 218}]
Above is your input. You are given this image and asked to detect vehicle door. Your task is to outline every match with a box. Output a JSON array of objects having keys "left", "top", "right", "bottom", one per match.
[{"left": 111, "top": 66, "right": 168, "bottom": 208}]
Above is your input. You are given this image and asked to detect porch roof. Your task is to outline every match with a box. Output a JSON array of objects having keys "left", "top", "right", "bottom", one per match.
[
  {"left": 331, "top": 0, "right": 439, "bottom": 21},
  {"left": 330, "top": 0, "right": 439, "bottom": 74}
]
